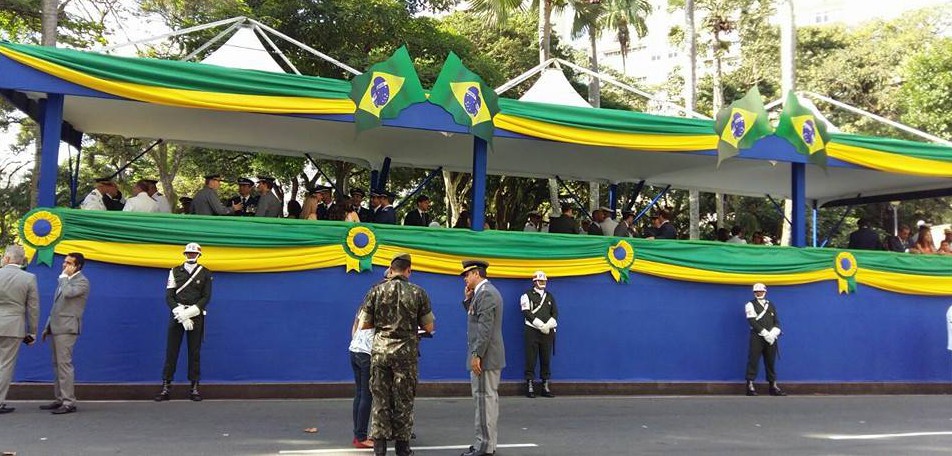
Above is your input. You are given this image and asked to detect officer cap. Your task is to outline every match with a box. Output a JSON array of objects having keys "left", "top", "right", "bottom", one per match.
[
  {"left": 370, "top": 189, "right": 385, "bottom": 197},
  {"left": 204, "top": 174, "right": 222, "bottom": 181},
  {"left": 350, "top": 187, "right": 366, "bottom": 197},
  {"left": 461, "top": 259, "right": 489, "bottom": 275},
  {"left": 141, "top": 178, "right": 159, "bottom": 185},
  {"left": 752, "top": 283, "right": 767, "bottom": 292},
  {"left": 256, "top": 176, "right": 275, "bottom": 184},
  {"left": 179, "top": 196, "right": 193, "bottom": 203},
  {"left": 237, "top": 177, "right": 254, "bottom": 186},
  {"left": 383, "top": 190, "right": 396, "bottom": 199},
  {"left": 392, "top": 252, "right": 412, "bottom": 265},
  {"left": 597, "top": 206, "right": 613, "bottom": 214},
  {"left": 532, "top": 270, "right": 547, "bottom": 282},
  {"left": 621, "top": 209, "right": 635, "bottom": 217},
  {"left": 315, "top": 185, "right": 332, "bottom": 193},
  {"left": 94, "top": 177, "right": 115, "bottom": 184},
  {"left": 649, "top": 209, "right": 670, "bottom": 220},
  {"left": 415, "top": 195, "right": 430, "bottom": 203}
]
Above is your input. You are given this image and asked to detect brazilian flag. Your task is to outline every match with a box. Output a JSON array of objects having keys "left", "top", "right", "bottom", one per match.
[
  {"left": 429, "top": 52, "right": 500, "bottom": 145},
  {"left": 713, "top": 87, "right": 774, "bottom": 165},
  {"left": 349, "top": 46, "right": 427, "bottom": 133},
  {"left": 776, "top": 91, "right": 829, "bottom": 168}
]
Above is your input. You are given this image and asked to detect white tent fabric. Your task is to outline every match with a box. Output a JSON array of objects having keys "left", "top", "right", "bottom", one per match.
[
  {"left": 200, "top": 26, "right": 286, "bottom": 73},
  {"left": 519, "top": 68, "right": 592, "bottom": 108}
]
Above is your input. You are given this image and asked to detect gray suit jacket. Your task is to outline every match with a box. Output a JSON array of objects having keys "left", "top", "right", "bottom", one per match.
[
  {"left": 45, "top": 272, "right": 91, "bottom": 335},
  {"left": 0, "top": 264, "right": 39, "bottom": 337},
  {"left": 255, "top": 191, "right": 281, "bottom": 217},
  {"left": 191, "top": 187, "right": 232, "bottom": 215},
  {"left": 465, "top": 280, "right": 506, "bottom": 371}
]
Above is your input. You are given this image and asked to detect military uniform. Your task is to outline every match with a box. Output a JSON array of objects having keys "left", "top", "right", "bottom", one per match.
[
  {"left": 229, "top": 193, "right": 259, "bottom": 216},
  {"left": 190, "top": 187, "right": 233, "bottom": 215},
  {"left": 359, "top": 267, "right": 434, "bottom": 455},
  {"left": 520, "top": 285, "right": 558, "bottom": 396},
  {"left": 350, "top": 188, "right": 374, "bottom": 222},
  {"left": 744, "top": 284, "right": 785, "bottom": 396},
  {"left": 374, "top": 204, "right": 396, "bottom": 224}
]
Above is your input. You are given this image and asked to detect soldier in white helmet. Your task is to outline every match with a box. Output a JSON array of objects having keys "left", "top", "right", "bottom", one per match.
[
  {"left": 154, "top": 242, "right": 213, "bottom": 402},
  {"left": 744, "top": 283, "right": 785, "bottom": 396},
  {"left": 519, "top": 270, "right": 559, "bottom": 398}
]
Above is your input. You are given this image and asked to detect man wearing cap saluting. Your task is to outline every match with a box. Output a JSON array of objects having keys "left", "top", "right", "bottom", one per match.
[
  {"left": 190, "top": 174, "right": 242, "bottom": 215},
  {"left": 461, "top": 259, "right": 505, "bottom": 456},
  {"left": 520, "top": 271, "right": 558, "bottom": 398},
  {"left": 744, "top": 283, "right": 786, "bottom": 397},
  {"left": 155, "top": 242, "right": 213, "bottom": 402},
  {"left": 358, "top": 253, "right": 435, "bottom": 456},
  {"left": 228, "top": 178, "right": 259, "bottom": 216},
  {"left": 350, "top": 188, "right": 374, "bottom": 222},
  {"left": 254, "top": 176, "right": 282, "bottom": 217}
]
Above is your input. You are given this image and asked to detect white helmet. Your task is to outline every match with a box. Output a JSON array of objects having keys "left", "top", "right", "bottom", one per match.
[
  {"left": 183, "top": 242, "right": 202, "bottom": 255},
  {"left": 532, "top": 270, "right": 548, "bottom": 282},
  {"left": 752, "top": 283, "right": 767, "bottom": 292}
]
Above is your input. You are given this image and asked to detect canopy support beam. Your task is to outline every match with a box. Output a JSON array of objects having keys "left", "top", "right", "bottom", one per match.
[
  {"left": 69, "top": 143, "right": 82, "bottom": 208},
  {"left": 303, "top": 153, "right": 338, "bottom": 194},
  {"left": 377, "top": 157, "right": 392, "bottom": 192},
  {"left": 38, "top": 94, "right": 64, "bottom": 207},
  {"left": 766, "top": 195, "right": 793, "bottom": 226},
  {"left": 608, "top": 184, "right": 618, "bottom": 219},
  {"left": 791, "top": 163, "right": 807, "bottom": 247},
  {"left": 555, "top": 176, "right": 591, "bottom": 222},
  {"left": 625, "top": 180, "right": 646, "bottom": 212},
  {"left": 471, "top": 138, "right": 488, "bottom": 232},
  {"left": 633, "top": 185, "right": 670, "bottom": 224},
  {"left": 821, "top": 203, "right": 854, "bottom": 248},
  {"left": 395, "top": 167, "right": 442, "bottom": 212},
  {"left": 108, "top": 139, "right": 164, "bottom": 181}
]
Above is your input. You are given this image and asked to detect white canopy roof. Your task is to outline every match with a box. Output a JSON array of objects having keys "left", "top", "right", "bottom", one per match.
[
  {"left": 518, "top": 68, "right": 592, "bottom": 108},
  {"left": 200, "top": 26, "right": 285, "bottom": 73}
]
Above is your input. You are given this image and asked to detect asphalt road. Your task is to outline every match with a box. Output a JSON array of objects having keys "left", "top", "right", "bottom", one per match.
[{"left": 3, "top": 395, "right": 952, "bottom": 455}]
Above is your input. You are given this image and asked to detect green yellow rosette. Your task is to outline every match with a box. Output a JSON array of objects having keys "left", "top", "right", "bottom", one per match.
[
  {"left": 835, "top": 251, "right": 857, "bottom": 294},
  {"left": 19, "top": 209, "right": 63, "bottom": 266},
  {"left": 344, "top": 226, "right": 378, "bottom": 273},
  {"left": 607, "top": 240, "right": 635, "bottom": 283}
]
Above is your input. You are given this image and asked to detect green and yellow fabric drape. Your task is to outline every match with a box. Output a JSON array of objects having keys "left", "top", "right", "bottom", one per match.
[{"left": 18, "top": 208, "right": 952, "bottom": 296}]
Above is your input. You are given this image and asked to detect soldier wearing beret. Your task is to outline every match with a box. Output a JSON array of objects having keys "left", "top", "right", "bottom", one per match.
[
  {"left": 351, "top": 188, "right": 374, "bottom": 223},
  {"left": 228, "top": 178, "right": 259, "bottom": 216},
  {"left": 358, "top": 253, "right": 435, "bottom": 456},
  {"left": 190, "top": 175, "right": 241, "bottom": 215},
  {"left": 460, "top": 259, "right": 505, "bottom": 456},
  {"left": 402, "top": 195, "right": 432, "bottom": 227},
  {"left": 254, "top": 176, "right": 282, "bottom": 217}
]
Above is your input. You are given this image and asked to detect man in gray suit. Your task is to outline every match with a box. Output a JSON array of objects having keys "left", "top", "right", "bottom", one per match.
[
  {"left": 0, "top": 245, "right": 39, "bottom": 414},
  {"left": 39, "top": 252, "right": 90, "bottom": 415},
  {"left": 190, "top": 174, "right": 242, "bottom": 215},
  {"left": 254, "top": 176, "right": 282, "bottom": 217},
  {"left": 461, "top": 259, "right": 505, "bottom": 456}
]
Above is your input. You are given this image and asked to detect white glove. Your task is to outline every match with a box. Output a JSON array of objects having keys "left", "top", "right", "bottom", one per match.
[
  {"left": 545, "top": 318, "right": 558, "bottom": 330},
  {"left": 532, "top": 318, "right": 545, "bottom": 330},
  {"left": 769, "top": 327, "right": 781, "bottom": 338},
  {"left": 540, "top": 326, "right": 550, "bottom": 335},
  {"left": 759, "top": 329, "right": 770, "bottom": 338},
  {"left": 180, "top": 305, "right": 201, "bottom": 320},
  {"left": 172, "top": 304, "right": 186, "bottom": 319},
  {"left": 181, "top": 318, "right": 194, "bottom": 331},
  {"left": 764, "top": 333, "right": 776, "bottom": 345}
]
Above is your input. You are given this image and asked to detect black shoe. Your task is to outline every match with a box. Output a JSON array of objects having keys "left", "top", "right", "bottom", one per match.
[
  {"left": 189, "top": 382, "right": 202, "bottom": 402},
  {"left": 395, "top": 440, "right": 413, "bottom": 456},
  {"left": 373, "top": 439, "right": 388, "bottom": 456},
  {"left": 769, "top": 383, "right": 787, "bottom": 396},
  {"left": 525, "top": 379, "right": 535, "bottom": 398},
  {"left": 154, "top": 381, "right": 171, "bottom": 402},
  {"left": 745, "top": 381, "right": 758, "bottom": 396},
  {"left": 39, "top": 401, "right": 63, "bottom": 410},
  {"left": 540, "top": 379, "right": 555, "bottom": 398},
  {"left": 51, "top": 405, "right": 77, "bottom": 415},
  {"left": 0, "top": 404, "right": 14, "bottom": 414}
]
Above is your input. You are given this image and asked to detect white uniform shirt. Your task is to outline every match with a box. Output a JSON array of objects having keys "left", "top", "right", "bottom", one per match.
[
  {"left": 123, "top": 192, "right": 159, "bottom": 213},
  {"left": 152, "top": 193, "right": 172, "bottom": 213},
  {"left": 727, "top": 236, "right": 747, "bottom": 244},
  {"left": 523, "top": 222, "right": 548, "bottom": 233},
  {"left": 80, "top": 189, "right": 107, "bottom": 210},
  {"left": 600, "top": 218, "right": 619, "bottom": 236}
]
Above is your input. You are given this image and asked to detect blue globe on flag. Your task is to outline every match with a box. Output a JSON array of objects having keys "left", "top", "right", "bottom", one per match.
[
  {"left": 802, "top": 119, "right": 816, "bottom": 146},
  {"left": 371, "top": 76, "right": 390, "bottom": 108},
  {"left": 730, "top": 112, "right": 747, "bottom": 139},
  {"left": 463, "top": 86, "right": 481, "bottom": 117}
]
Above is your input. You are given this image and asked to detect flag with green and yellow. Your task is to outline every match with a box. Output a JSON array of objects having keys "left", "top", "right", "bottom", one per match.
[
  {"left": 713, "top": 87, "right": 774, "bottom": 165},
  {"left": 349, "top": 46, "right": 426, "bottom": 133},
  {"left": 776, "top": 91, "right": 830, "bottom": 168},
  {"left": 429, "top": 52, "right": 500, "bottom": 145}
]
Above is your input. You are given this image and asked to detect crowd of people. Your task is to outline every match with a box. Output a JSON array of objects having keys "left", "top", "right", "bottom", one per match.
[{"left": 851, "top": 218, "right": 952, "bottom": 254}]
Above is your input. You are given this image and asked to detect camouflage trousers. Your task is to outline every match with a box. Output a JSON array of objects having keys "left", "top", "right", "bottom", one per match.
[{"left": 370, "top": 355, "right": 419, "bottom": 441}]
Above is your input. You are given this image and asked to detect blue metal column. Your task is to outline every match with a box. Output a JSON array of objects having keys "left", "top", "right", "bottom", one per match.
[
  {"left": 377, "top": 157, "right": 392, "bottom": 191},
  {"left": 370, "top": 170, "right": 379, "bottom": 191},
  {"left": 38, "top": 94, "right": 64, "bottom": 208},
  {"left": 70, "top": 142, "right": 82, "bottom": 208},
  {"left": 608, "top": 184, "right": 618, "bottom": 219},
  {"left": 811, "top": 204, "right": 818, "bottom": 247},
  {"left": 791, "top": 163, "right": 807, "bottom": 247},
  {"left": 471, "top": 137, "right": 487, "bottom": 232}
]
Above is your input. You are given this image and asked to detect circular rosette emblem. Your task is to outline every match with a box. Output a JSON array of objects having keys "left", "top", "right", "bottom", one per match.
[
  {"left": 834, "top": 251, "right": 857, "bottom": 294},
  {"left": 20, "top": 209, "right": 64, "bottom": 266},
  {"left": 606, "top": 240, "right": 635, "bottom": 283},
  {"left": 344, "top": 226, "right": 378, "bottom": 273}
]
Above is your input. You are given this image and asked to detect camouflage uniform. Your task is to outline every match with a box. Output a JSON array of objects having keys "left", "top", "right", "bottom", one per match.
[{"left": 359, "top": 275, "right": 434, "bottom": 441}]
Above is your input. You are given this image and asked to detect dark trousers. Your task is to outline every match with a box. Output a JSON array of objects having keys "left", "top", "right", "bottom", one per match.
[
  {"left": 162, "top": 317, "right": 204, "bottom": 382},
  {"left": 524, "top": 326, "right": 554, "bottom": 381},
  {"left": 745, "top": 334, "right": 777, "bottom": 382},
  {"left": 350, "top": 351, "right": 372, "bottom": 440}
]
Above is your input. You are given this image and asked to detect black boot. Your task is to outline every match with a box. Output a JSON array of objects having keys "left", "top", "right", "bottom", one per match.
[
  {"left": 525, "top": 379, "right": 535, "bottom": 398},
  {"left": 769, "top": 382, "right": 787, "bottom": 396},
  {"left": 154, "top": 381, "right": 171, "bottom": 402},
  {"left": 745, "top": 380, "right": 758, "bottom": 396},
  {"left": 395, "top": 439, "right": 413, "bottom": 456},
  {"left": 540, "top": 379, "right": 555, "bottom": 398},
  {"left": 373, "top": 439, "right": 388, "bottom": 456},
  {"left": 189, "top": 381, "right": 203, "bottom": 401}
]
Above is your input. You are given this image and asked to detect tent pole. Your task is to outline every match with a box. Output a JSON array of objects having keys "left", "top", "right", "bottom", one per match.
[
  {"left": 632, "top": 185, "right": 670, "bottom": 224},
  {"left": 378, "top": 157, "right": 392, "bottom": 192},
  {"left": 182, "top": 21, "right": 245, "bottom": 61},
  {"left": 765, "top": 194, "right": 793, "bottom": 226},
  {"left": 820, "top": 200, "right": 856, "bottom": 248},
  {"left": 370, "top": 170, "right": 379, "bottom": 192},
  {"left": 247, "top": 19, "right": 361, "bottom": 75},
  {"left": 303, "top": 153, "right": 338, "bottom": 194},
  {"left": 108, "top": 139, "right": 164, "bottom": 180},
  {"left": 69, "top": 141, "right": 82, "bottom": 208},
  {"left": 394, "top": 167, "right": 442, "bottom": 212},
  {"left": 99, "top": 16, "right": 247, "bottom": 52},
  {"left": 252, "top": 25, "right": 301, "bottom": 75},
  {"left": 608, "top": 184, "right": 618, "bottom": 219},
  {"left": 37, "top": 94, "right": 64, "bottom": 207},
  {"left": 791, "top": 163, "right": 807, "bottom": 247},
  {"left": 471, "top": 138, "right": 487, "bottom": 232},
  {"left": 555, "top": 176, "right": 591, "bottom": 221},
  {"left": 625, "top": 180, "right": 645, "bottom": 212},
  {"left": 811, "top": 202, "right": 818, "bottom": 247}
]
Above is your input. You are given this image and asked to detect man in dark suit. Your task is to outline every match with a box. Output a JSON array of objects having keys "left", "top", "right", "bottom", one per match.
[
  {"left": 351, "top": 188, "right": 374, "bottom": 222},
  {"left": 0, "top": 245, "right": 39, "bottom": 414},
  {"left": 548, "top": 203, "right": 578, "bottom": 234},
  {"left": 648, "top": 209, "right": 677, "bottom": 239},
  {"left": 461, "top": 260, "right": 505, "bottom": 456},
  {"left": 403, "top": 195, "right": 432, "bottom": 226},
  {"left": 40, "top": 252, "right": 91, "bottom": 415},
  {"left": 847, "top": 218, "right": 881, "bottom": 250},
  {"left": 373, "top": 191, "right": 397, "bottom": 224}
]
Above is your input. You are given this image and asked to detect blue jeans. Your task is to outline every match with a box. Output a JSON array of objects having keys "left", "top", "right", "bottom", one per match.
[{"left": 350, "top": 351, "right": 372, "bottom": 440}]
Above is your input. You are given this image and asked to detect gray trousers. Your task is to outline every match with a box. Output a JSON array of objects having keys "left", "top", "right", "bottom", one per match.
[
  {"left": 51, "top": 334, "right": 78, "bottom": 406},
  {"left": 470, "top": 369, "right": 500, "bottom": 454},
  {"left": 0, "top": 336, "right": 22, "bottom": 405}
]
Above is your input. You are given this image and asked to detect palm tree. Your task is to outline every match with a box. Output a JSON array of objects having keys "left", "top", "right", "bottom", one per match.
[{"left": 599, "top": 0, "right": 651, "bottom": 73}]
